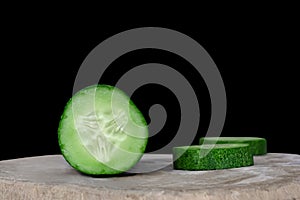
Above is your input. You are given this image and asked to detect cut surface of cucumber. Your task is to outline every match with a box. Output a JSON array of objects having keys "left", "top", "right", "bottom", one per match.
[
  {"left": 173, "top": 144, "right": 254, "bottom": 170},
  {"left": 199, "top": 137, "right": 267, "bottom": 155},
  {"left": 58, "top": 84, "right": 148, "bottom": 175}
]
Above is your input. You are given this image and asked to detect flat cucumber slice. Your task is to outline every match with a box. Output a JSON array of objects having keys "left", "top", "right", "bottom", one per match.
[
  {"left": 199, "top": 137, "right": 267, "bottom": 155},
  {"left": 173, "top": 144, "right": 254, "bottom": 170},
  {"left": 58, "top": 84, "right": 148, "bottom": 175}
]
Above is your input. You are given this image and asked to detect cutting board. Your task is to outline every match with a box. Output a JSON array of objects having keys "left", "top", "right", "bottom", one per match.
[{"left": 1, "top": 153, "right": 300, "bottom": 199}]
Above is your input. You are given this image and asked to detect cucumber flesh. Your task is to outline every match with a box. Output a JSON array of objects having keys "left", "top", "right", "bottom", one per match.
[
  {"left": 58, "top": 84, "right": 148, "bottom": 175},
  {"left": 199, "top": 137, "right": 267, "bottom": 155},
  {"left": 173, "top": 144, "right": 254, "bottom": 170}
]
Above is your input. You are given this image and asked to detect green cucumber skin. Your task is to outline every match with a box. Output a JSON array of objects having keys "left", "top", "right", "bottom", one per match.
[
  {"left": 173, "top": 144, "right": 254, "bottom": 170},
  {"left": 58, "top": 84, "right": 148, "bottom": 175},
  {"left": 199, "top": 137, "right": 267, "bottom": 155}
]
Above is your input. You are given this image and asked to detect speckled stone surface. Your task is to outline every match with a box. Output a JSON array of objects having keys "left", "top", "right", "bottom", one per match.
[{"left": 1, "top": 153, "right": 300, "bottom": 199}]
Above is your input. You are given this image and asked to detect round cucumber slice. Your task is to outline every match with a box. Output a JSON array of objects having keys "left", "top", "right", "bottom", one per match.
[
  {"left": 58, "top": 84, "right": 148, "bottom": 175},
  {"left": 199, "top": 137, "right": 267, "bottom": 155},
  {"left": 173, "top": 144, "right": 254, "bottom": 170}
]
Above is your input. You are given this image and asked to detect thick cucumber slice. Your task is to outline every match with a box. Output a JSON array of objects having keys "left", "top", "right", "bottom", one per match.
[
  {"left": 173, "top": 144, "right": 254, "bottom": 170},
  {"left": 58, "top": 84, "right": 148, "bottom": 175},
  {"left": 199, "top": 137, "right": 267, "bottom": 155}
]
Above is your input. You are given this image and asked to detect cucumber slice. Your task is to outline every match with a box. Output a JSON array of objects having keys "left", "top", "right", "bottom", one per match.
[
  {"left": 199, "top": 137, "right": 267, "bottom": 155},
  {"left": 173, "top": 144, "right": 254, "bottom": 170},
  {"left": 58, "top": 84, "right": 148, "bottom": 175}
]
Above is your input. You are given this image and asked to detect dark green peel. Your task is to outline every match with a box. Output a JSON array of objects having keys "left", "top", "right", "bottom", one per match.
[
  {"left": 199, "top": 137, "right": 267, "bottom": 155},
  {"left": 173, "top": 144, "right": 254, "bottom": 170}
]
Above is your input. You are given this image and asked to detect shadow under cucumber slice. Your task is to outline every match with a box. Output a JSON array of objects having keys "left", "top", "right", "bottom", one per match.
[
  {"left": 199, "top": 137, "right": 267, "bottom": 155},
  {"left": 58, "top": 84, "right": 148, "bottom": 175},
  {"left": 173, "top": 144, "right": 254, "bottom": 170}
]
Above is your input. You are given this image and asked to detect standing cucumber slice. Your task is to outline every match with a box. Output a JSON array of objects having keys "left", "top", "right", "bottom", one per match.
[
  {"left": 199, "top": 137, "right": 267, "bottom": 155},
  {"left": 58, "top": 84, "right": 148, "bottom": 175},
  {"left": 173, "top": 144, "right": 254, "bottom": 170}
]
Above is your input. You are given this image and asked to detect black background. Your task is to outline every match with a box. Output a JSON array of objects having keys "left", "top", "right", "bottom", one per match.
[{"left": 1, "top": 11, "right": 299, "bottom": 160}]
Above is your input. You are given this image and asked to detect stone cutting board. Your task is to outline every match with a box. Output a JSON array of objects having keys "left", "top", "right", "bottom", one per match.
[{"left": 1, "top": 153, "right": 300, "bottom": 199}]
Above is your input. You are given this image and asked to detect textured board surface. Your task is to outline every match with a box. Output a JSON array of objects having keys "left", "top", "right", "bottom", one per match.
[{"left": 1, "top": 153, "right": 300, "bottom": 199}]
